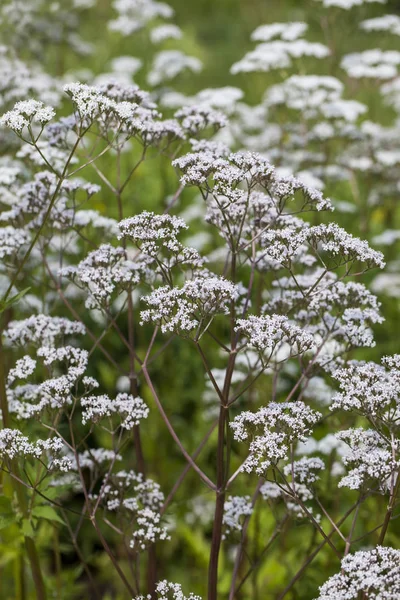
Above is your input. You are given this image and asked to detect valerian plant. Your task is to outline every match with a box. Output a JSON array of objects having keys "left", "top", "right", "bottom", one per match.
[{"left": 0, "top": 0, "right": 400, "bottom": 599}]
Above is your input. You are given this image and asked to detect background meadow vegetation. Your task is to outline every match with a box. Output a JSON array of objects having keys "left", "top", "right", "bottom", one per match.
[{"left": 1, "top": 0, "right": 400, "bottom": 598}]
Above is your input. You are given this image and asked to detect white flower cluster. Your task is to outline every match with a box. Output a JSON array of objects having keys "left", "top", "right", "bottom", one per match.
[
  {"left": 150, "top": 24, "right": 182, "bottom": 44},
  {"left": 336, "top": 428, "right": 399, "bottom": 490},
  {"left": 7, "top": 355, "right": 36, "bottom": 386},
  {"left": 102, "top": 469, "right": 164, "bottom": 513},
  {"left": 4, "top": 315, "right": 85, "bottom": 347},
  {"left": 0, "top": 225, "right": 30, "bottom": 259},
  {"left": 134, "top": 580, "right": 202, "bottom": 600},
  {"left": 222, "top": 495, "right": 253, "bottom": 538},
  {"left": 262, "top": 222, "right": 385, "bottom": 270},
  {"left": 11, "top": 346, "right": 89, "bottom": 416},
  {"left": 267, "top": 279, "right": 383, "bottom": 349},
  {"left": 230, "top": 402, "right": 321, "bottom": 475},
  {"left": 315, "top": 0, "right": 386, "bottom": 8},
  {"left": 331, "top": 356, "right": 400, "bottom": 419},
  {"left": 251, "top": 22, "right": 308, "bottom": 42},
  {"left": 130, "top": 507, "right": 171, "bottom": 550},
  {"left": 174, "top": 105, "right": 227, "bottom": 135},
  {"left": 64, "top": 82, "right": 186, "bottom": 144},
  {"left": 109, "top": 0, "right": 174, "bottom": 36},
  {"left": 283, "top": 456, "right": 325, "bottom": 484},
  {"left": 72, "top": 448, "right": 122, "bottom": 471},
  {"left": 118, "top": 211, "right": 204, "bottom": 273},
  {"left": 140, "top": 275, "right": 237, "bottom": 334},
  {"left": 0, "top": 46, "right": 60, "bottom": 110},
  {"left": 174, "top": 149, "right": 331, "bottom": 216},
  {"left": 4, "top": 170, "right": 101, "bottom": 231},
  {"left": 162, "top": 87, "right": 243, "bottom": 115},
  {"left": 147, "top": 50, "right": 202, "bottom": 87},
  {"left": 264, "top": 75, "right": 343, "bottom": 113},
  {"left": 235, "top": 314, "right": 315, "bottom": 357},
  {"left": 0, "top": 429, "right": 71, "bottom": 471},
  {"left": 231, "top": 23, "right": 329, "bottom": 74},
  {"left": 361, "top": 14, "right": 400, "bottom": 36},
  {"left": 0, "top": 99, "right": 55, "bottom": 135},
  {"left": 316, "top": 546, "right": 400, "bottom": 600},
  {"left": 5, "top": 317, "right": 89, "bottom": 418},
  {"left": 81, "top": 393, "right": 149, "bottom": 429},
  {"left": 341, "top": 49, "right": 400, "bottom": 79},
  {"left": 99, "top": 469, "right": 169, "bottom": 550},
  {"left": 60, "top": 244, "right": 147, "bottom": 309}
]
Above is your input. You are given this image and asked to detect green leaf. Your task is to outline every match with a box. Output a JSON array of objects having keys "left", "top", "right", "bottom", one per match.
[
  {"left": 32, "top": 505, "right": 65, "bottom": 525},
  {"left": 0, "top": 287, "right": 31, "bottom": 314},
  {"left": 0, "top": 496, "right": 13, "bottom": 513},
  {"left": 21, "top": 519, "right": 34, "bottom": 539},
  {"left": 0, "top": 514, "right": 17, "bottom": 531}
]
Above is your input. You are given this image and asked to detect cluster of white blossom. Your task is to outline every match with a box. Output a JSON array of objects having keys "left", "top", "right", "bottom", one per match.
[
  {"left": 361, "top": 14, "right": 400, "bottom": 36},
  {"left": 0, "top": 428, "right": 71, "bottom": 471},
  {"left": 94, "top": 468, "right": 170, "bottom": 551},
  {"left": 251, "top": 22, "right": 308, "bottom": 42},
  {"left": 235, "top": 314, "right": 315, "bottom": 358},
  {"left": 0, "top": 46, "right": 60, "bottom": 114},
  {"left": 60, "top": 244, "right": 148, "bottom": 309},
  {"left": 262, "top": 222, "right": 385, "bottom": 270},
  {"left": 161, "top": 87, "right": 243, "bottom": 115},
  {"left": 331, "top": 356, "right": 400, "bottom": 422},
  {"left": 230, "top": 402, "right": 321, "bottom": 475},
  {"left": 130, "top": 507, "right": 171, "bottom": 550},
  {"left": 118, "top": 211, "right": 204, "bottom": 274},
  {"left": 63, "top": 82, "right": 191, "bottom": 145},
  {"left": 315, "top": 0, "right": 387, "bottom": 8},
  {"left": 4, "top": 315, "right": 85, "bottom": 347},
  {"left": 147, "top": 50, "right": 202, "bottom": 87},
  {"left": 341, "top": 49, "right": 400, "bottom": 79},
  {"left": 173, "top": 149, "right": 332, "bottom": 223},
  {"left": 2, "top": 170, "right": 100, "bottom": 232},
  {"left": 108, "top": 0, "right": 174, "bottom": 36},
  {"left": 266, "top": 278, "right": 383, "bottom": 349},
  {"left": 101, "top": 469, "right": 164, "bottom": 513},
  {"left": 316, "top": 546, "right": 400, "bottom": 600},
  {"left": 140, "top": 275, "right": 237, "bottom": 335},
  {"left": 0, "top": 99, "right": 55, "bottom": 136},
  {"left": 222, "top": 495, "right": 253, "bottom": 538},
  {"left": 336, "top": 428, "right": 399, "bottom": 490},
  {"left": 231, "top": 25, "right": 330, "bottom": 74},
  {"left": 7, "top": 345, "right": 89, "bottom": 417},
  {"left": 150, "top": 24, "right": 182, "bottom": 44},
  {"left": 134, "top": 580, "right": 202, "bottom": 600},
  {"left": 283, "top": 456, "right": 325, "bottom": 485},
  {"left": 0, "top": 225, "right": 30, "bottom": 259},
  {"left": 331, "top": 355, "right": 400, "bottom": 418},
  {"left": 81, "top": 393, "right": 149, "bottom": 429},
  {"left": 72, "top": 448, "right": 122, "bottom": 471}
]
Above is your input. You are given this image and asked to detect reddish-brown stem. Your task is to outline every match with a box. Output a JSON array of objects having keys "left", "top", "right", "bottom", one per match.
[
  {"left": 142, "top": 366, "right": 216, "bottom": 491},
  {"left": 228, "top": 479, "right": 263, "bottom": 600},
  {"left": 161, "top": 419, "right": 218, "bottom": 516},
  {"left": 208, "top": 404, "right": 228, "bottom": 600}
]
